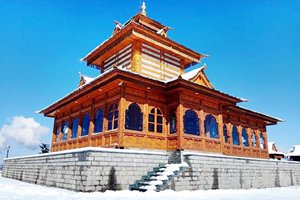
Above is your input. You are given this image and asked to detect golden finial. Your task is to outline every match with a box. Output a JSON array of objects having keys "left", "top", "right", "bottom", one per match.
[{"left": 141, "top": 1, "right": 146, "bottom": 16}]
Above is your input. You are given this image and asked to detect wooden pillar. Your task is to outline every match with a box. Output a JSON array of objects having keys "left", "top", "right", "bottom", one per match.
[
  {"left": 77, "top": 111, "right": 83, "bottom": 149},
  {"left": 218, "top": 114, "right": 224, "bottom": 143},
  {"left": 51, "top": 119, "right": 57, "bottom": 152},
  {"left": 66, "top": 116, "right": 72, "bottom": 150},
  {"left": 199, "top": 110, "right": 205, "bottom": 137},
  {"left": 263, "top": 131, "right": 268, "bottom": 150},
  {"left": 176, "top": 103, "right": 184, "bottom": 150},
  {"left": 118, "top": 83, "right": 126, "bottom": 148},
  {"left": 143, "top": 92, "right": 149, "bottom": 134},
  {"left": 88, "top": 102, "right": 95, "bottom": 146},
  {"left": 131, "top": 41, "right": 142, "bottom": 73}
]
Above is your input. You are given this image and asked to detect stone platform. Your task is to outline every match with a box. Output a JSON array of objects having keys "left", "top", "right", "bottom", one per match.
[{"left": 2, "top": 148, "right": 300, "bottom": 192}]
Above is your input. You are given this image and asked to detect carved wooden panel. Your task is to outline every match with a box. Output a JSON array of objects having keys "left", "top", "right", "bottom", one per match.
[
  {"left": 204, "top": 139, "right": 222, "bottom": 153},
  {"left": 182, "top": 137, "right": 204, "bottom": 151},
  {"left": 167, "top": 136, "right": 178, "bottom": 149}
]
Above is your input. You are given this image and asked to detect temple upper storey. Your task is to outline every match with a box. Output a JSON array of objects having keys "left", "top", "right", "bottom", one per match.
[{"left": 82, "top": 12, "right": 204, "bottom": 82}]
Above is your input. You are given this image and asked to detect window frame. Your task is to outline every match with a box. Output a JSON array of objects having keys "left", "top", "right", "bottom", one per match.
[
  {"left": 125, "top": 103, "right": 143, "bottom": 131},
  {"left": 62, "top": 121, "right": 69, "bottom": 141},
  {"left": 223, "top": 124, "right": 229, "bottom": 144},
  {"left": 242, "top": 128, "right": 249, "bottom": 147},
  {"left": 71, "top": 117, "right": 79, "bottom": 139},
  {"left": 232, "top": 125, "right": 240, "bottom": 145},
  {"left": 94, "top": 108, "right": 104, "bottom": 134},
  {"left": 169, "top": 111, "right": 177, "bottom": 134},
  {"left": 204, "top": 114, "right": 219, "bottom": 139},
  {"left": 148, "top": 107, "right": 163, "bottom": 133},
  {"left": 81, "top": 113, "right": 90, "bottom": 137},
  {"left": 108, "top": 103, "right": 119, "bottom": 130},
  {"left": 183, "top": 109, "right": 200, "bottom": 136},
  {"left": 55, "top": 124, "right": 62, "bottom": 143}
]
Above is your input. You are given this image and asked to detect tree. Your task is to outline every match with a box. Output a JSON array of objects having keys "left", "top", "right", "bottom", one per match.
[{"left": 39, "top": 143, "right": 50, "bottom": 154}]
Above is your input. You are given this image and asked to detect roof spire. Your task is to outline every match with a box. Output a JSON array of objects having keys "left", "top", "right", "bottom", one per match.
[{"left": 141, "top": 1, "right": 146, "bottom": 16}]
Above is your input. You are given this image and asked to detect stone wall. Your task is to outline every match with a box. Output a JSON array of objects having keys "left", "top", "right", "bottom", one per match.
[
  {"left": 2, "top": 147, "right": 168, "bottom": 192},
  {"left": 3, "top": 149, "right": 300, "bottom": 192},
  {"left": 171, "top": 152, "right": 300, "bottom": 190}
]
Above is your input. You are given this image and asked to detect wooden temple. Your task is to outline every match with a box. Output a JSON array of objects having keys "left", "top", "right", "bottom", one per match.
[{"left": 39, "top": 4, "right": 281, "bottom": 159}]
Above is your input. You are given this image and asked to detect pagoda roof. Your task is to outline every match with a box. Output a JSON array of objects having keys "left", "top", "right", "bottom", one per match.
[
  {"left": 82, "top": 13, "right": 203, "bottom": 69},
  {"left": 38, "top": 66, "right": 281, "bottom": 126}
]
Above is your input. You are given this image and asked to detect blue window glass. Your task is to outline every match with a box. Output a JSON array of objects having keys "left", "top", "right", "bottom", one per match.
[
  {"left": 125, "top": 103, "right": 143, "bottom": 131},
  {"left": 170, "top": 112, "right": 176, "bottom": 134},
  {"left": 204, "top": 115, "right": 219, "bottom": 139},
  {"left": 55, "top": 125, "right": 62, "bottom": 142},
  {"left": 71, "top": 118, "right": 79, "bottom": 138},
  {"left": 108, "top": 104, "right": 118, "bottom": 130},
  {"left": 223, "top": 124, "right": 229, "bottom": 143},
  {"left": 183, "top": 109, "right": 200, "bottom": 135},
  {"left": 148, "top": 123, "right": 154, "bottom": 132},
  {"left": 251, "top": 131, "right": 256, "bottom": 147},
  {"left": 94, "top": 109, "right": 104, "bottom": 133},
  {"left": 148, "top": 108, "right": 163, "bottom": 133},
  {"left": 232, "top": 125, "right": 240, "bottom": 145},
  {"left": 81, "top": 114, "right": 90, "bottom": 136},
  {"left": 260, "top": 132, "right": 265, "bottom": 149},
  {"left": 62, "top": 121, "right": 69, "bottom": 141},
  {"left": 242, "top": 128, "right": 249, "bottom": 147}
]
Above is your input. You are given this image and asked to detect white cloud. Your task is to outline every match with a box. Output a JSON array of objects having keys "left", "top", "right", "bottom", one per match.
[
  {"left": 0, "top": 116, "right": 50, "bottom": 150},
  {"left": 0, "top": 134, "right": 6, "bottom": 150}
]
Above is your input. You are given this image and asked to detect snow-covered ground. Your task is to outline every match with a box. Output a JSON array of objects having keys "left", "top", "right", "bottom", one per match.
[{"left": 0, "top": 176, "right": 300, "bottom": 200}]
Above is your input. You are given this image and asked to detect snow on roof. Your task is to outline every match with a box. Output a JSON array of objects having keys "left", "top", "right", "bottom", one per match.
[
  {"left": 268, "top": 142, "right": 285, "bottom": 155},
  {"left": 237, "top": 106, "right": 283, "bottom": 122},
  {"left": 286, "top": 145, "right": 300, "bottom": 157},
  {"left": 79, "top": 73, "right": 95, "bottom": 85},
  {"left": 181, "top": 65, "right": 205, "bottom": 80},
  {"left": 38, "top": 66, "right": 271, "bottom": 118}
]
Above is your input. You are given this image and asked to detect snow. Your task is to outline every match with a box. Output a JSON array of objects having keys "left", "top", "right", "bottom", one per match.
[
  {"left": 268, "top": 142, "right": 285, "bottom": 155},
  {"left": 4, "top": 147, "right": 167, "bottom": 161},
  {"left": 182, "top": 151, "right": 295, "bottom": 163},
  {"left": 1, "top": 176, "right": 300, "bottom": 200},
  {"left": 181, "top": 65, "right": 205, "bottom": 80},
  {"left": 79, "top": 73, "right": 95, "bottom": 84},
  {"left": 286, "top": 145, "right": 300, "bottom": 156},
  {"left": 237, "top": 106, "right": 283, "bottom": 122}
]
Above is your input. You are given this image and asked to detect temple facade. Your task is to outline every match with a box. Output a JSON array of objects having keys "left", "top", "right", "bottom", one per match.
[{"left": 39, "top": 7, "right": 281, "bottom": 159}]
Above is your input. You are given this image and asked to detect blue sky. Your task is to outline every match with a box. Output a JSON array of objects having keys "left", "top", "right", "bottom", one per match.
[{"left": 0, "top": 0, "right": 299, "bottom": 162}]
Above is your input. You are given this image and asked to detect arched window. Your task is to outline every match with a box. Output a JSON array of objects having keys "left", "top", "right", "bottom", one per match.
[
  {"left": 108, "top": 103, "right": 118, "bottom": 130},
  {"left": 170, "top": 112, "right": 176, "bottom": 134},
  {"left": 260, "top": 132, "right": 265, "bottom": 149},
  {"left": 232, "top": 125, "right": 240, "bottom": 145},
  {"left": 125, "top": 103, "right": 143, "bottom": 131},
  {"left": 55, "top": 125, "right": 62, "bottom": 142},
  {"left": 62, "top": 121, "right": 69, "bottom": 141},
  {"left": 94, "top": 109, "right": 104, "bottom": 133},
  {"left": 148, "top": 108, "right": 163, "bottom": 133},
  {"left": 81, "top": 113, "right": 90, "bottom": 136},
  {"left": 223, "top": 124, "right": 229, "bottom": 143},
  {"left": 183, "top": 109, "right": 199, "bottom": 135},
  {"left": 71, "top": 117, "right": 79, "bottom": 138},
  {"left": 251, "top": 131, "right": 256, "bottom": 147},
  {"left": 242, "top": 128, "right": 249, "bottom": 147},
  {"left": 204, "top": 115, "right": 219, "bottom": 138}
]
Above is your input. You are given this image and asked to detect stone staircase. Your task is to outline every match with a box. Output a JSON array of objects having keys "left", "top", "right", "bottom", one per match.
[{"left": 129, "top": 162, "right": 188, "bottom": 192}]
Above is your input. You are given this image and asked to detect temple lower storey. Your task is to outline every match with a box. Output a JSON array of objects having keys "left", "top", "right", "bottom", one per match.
[
  {"left": 44, "top": 67, "right": 278, "bottom": 159},
  {"left": 2, "top": 148, "right": 300, "bottom": 192}
]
